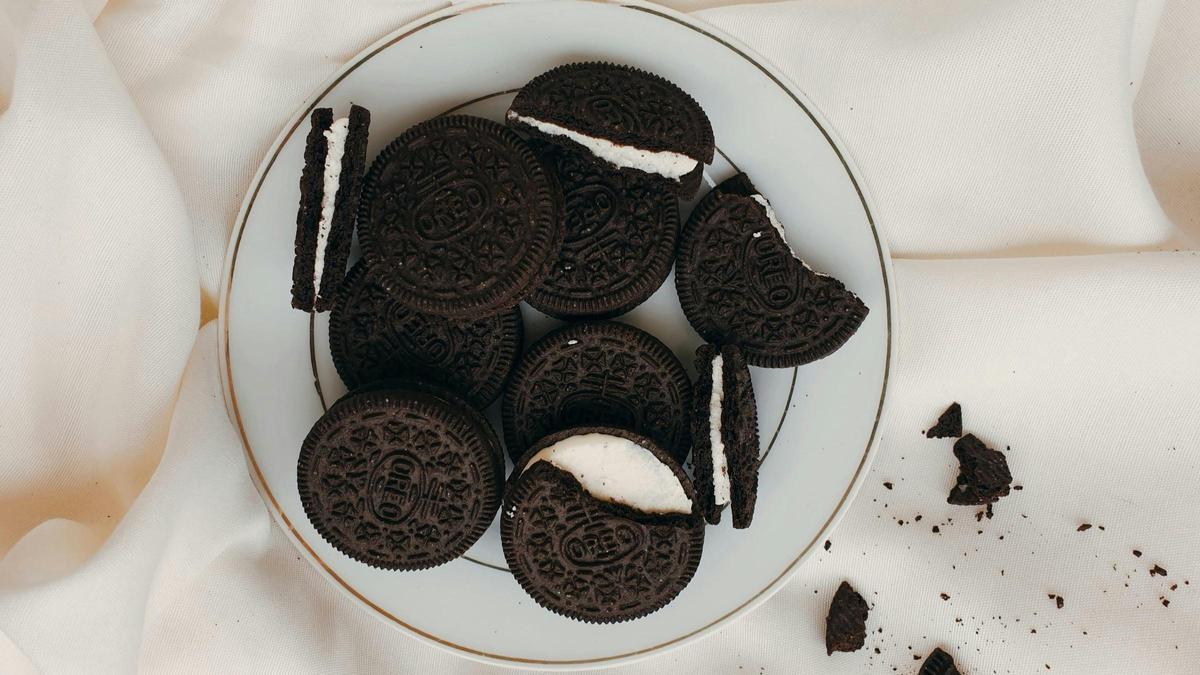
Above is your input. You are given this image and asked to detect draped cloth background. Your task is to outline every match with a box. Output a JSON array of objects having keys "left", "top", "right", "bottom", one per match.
[{"left": 1, "top": 0, "right": 1197, "bottom": 672}]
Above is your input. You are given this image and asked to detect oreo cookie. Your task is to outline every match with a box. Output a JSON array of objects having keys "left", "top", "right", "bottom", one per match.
[
  {"left": 675, "top": 173, "right": 869, "bottom": 368},
  {"left": 501, "top": 426, "right": 705, "bottom": 623},
  {"left": 507, "top": 62, "right": 714, "bottom": 198},
  {"left": 501, "top": 321, "right": 692, "bottom": 462},
  {"left": 947, "top": 434, "right": 1013, "bottom": 505},
  {"left": 918, "top": 647, "right": 962, "bottom": 675},
  {"left": 691, "top": 344, "right": 760, "bottom": 528},
  {"left": 526, "top": 142, "right": 679, "bottom": 319},
  {"left": 291, "top": 104, "right": 371, "bottom": 312},
  {"left": 357, "top": 115, "right": 564, "bottom": 318},
  {"left": 297, "top": 384, "right": 504, "bottom": 570},
  {"left": 825, "top": 580, "right": 869, "bottom": 654},
  {"left": 926, "top": 402, "right": 963, "bottom": 439},
  {"left": 329, "top": 261, "right": 522, "bottom": 408}
]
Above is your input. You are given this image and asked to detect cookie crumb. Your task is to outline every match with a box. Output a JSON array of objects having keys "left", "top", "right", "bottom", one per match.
[
  {"left": 1076, "top": 523, "right": 1092, "bottom": 532},
  {"left": 1151, "top": 565, "right": 1167, "bottom": 577},
  {"left": 926, "top": 402, "right": 962, "bottom": 438},
  {"left": 883, "top": 482, "right": 893, "bottom": 490}
]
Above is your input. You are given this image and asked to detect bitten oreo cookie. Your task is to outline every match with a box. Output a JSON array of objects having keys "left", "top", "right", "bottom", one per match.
[
  {"left": 291, "top": 104, "right": 371, "bottom": 312},
  {"left": 919, "top": 647, "right": 962, "bottom": 675},
  {"left": 525, "top": 142, "right": 679, "bottom": 319},
  {"left": 691, "top": 344, "right": 760, "bottom": 528},
  {"left": 357, "top": 115, "right": 564, "bottom": 318},
  {"left": 297, "top": 385, "right": 504, "bottom": 570},
  {"left": 825, "top": 580, "right": 869, "bottom": 654},
  {"left": 507, "top": 62, "right": 714, "bottom": 198},
  {"left": 675, "top": 173, "right": 870, "bottom": 368},
  {"left": 501, "top": 426, "right": 705, "bottom": 623},
  {"left": 947, "top": 433, "right": 1013, "bottom": 506},
  {"left": 329, "top": 262, "right": 522, "bottom": 408},
  {"left": 501, "top": 321, "right": 692, "bottom": 462}
]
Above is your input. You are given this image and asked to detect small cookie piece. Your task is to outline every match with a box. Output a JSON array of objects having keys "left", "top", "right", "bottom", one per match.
[
  {"left": 329, "top": 262, "right": 522, "bottom": 408},
  {"left": 357, "top": 115, "right": 564, "bottom": 318},
  {"left": 297, "top": 384, "right": 504, "bottom": 570},
  {"left": 526, "top": 142, "right": 679, "bottom": 319},
  {"left": 947, "top": 434, "right": 1013, "bottom": 505},
  {"left": 507, "top": 62, "right": 714, "bottom": 198},
  {"left": 918, "top": 647, "right": 962, "bottom": 675},
  {"left": 691, "top": 344, "right": 760, "bottom": 527},
  {"left": 825, "top": 581, "right": 869, "bottom": 655},
  {"left": 502, "top": 321, "right": 692, "bottom": 462},
  {"left": 676, "top": 173, "right": 869, "bottom": 368},
  {"left": 926, "top": 402, "right": 963, "bottom": 438},
  {"left": 501, "top": 427, "right": 705, "bottom": 623},
  {"left": 291, "top": 104, "right": 371, "bottom": 311}
]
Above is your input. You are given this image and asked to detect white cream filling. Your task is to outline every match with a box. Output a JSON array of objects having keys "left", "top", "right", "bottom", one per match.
[
  {"left": 709, "top": 354, "right": 731, "bottom": 506},
  {"left": 525, "top": 432, "right": 692, "bottom": 514},
  {"left": 507, "top": 111, "right": 700, "bottom": 181},
  {"left": 313, "top": 116, "right": 350, "bottom": 300}
]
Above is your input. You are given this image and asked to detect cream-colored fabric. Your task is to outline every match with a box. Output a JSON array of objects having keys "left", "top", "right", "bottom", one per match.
[{"left": 1, "top": 0, "right": 1197, "bottom": 672}]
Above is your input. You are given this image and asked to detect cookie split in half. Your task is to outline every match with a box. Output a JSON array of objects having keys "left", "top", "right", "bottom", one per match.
[
  {"left": 507, "top": 62, "right": 714, "bottom": 198},
  {"left": 291, "top": 104, "right": 371, "bottom": 311},
  {"left": 676, "top": 173, "right": 869, "bottom": 368},
  {"left": 501, "top": 426, "right": 705, "bottom": 623},
  {"left": 691, "top": 343, "right": 760, "bottom": 528}
]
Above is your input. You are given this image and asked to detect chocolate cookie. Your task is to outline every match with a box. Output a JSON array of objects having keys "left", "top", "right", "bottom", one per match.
[
  {"left": 291, "top": 104, "right": 371, "bottom": 312},
  {"left": 297, "top": 385, "right": 504, "bottom": 570},
  {"left": 691, "top": 344, "right": 760, "bottom": 528},
  {"left": 947, "top": 434, "right": 1013, "bottom": 505},
  {"left": 507, "top": 62, "right": 714, "bottom": 198},
  {"left": 675, "top": 173, "right": 869, "bottom": 368},
  {"left": 825, "top": 580, "right": 869, "bottom": 654},
  {"left": 501, "top": 427, "right": 705, "bottom": 623},
  {"left": 329, "top": 262, "right": 522, "bottom": 408},
  {"left": 357, "top": 114, "right": 564, "bottom": 318},
  {"left": 501, "top": 321, "right": 692, "bottom": 462},
  {"left": 525, "top": 142, "right": 679, "bottom": 319},
  {"left": 919, "top": 647, "right": 962, "bottom": 675},
  {"left": 926, "top": 402, "right": 962, "bottom": 439}
]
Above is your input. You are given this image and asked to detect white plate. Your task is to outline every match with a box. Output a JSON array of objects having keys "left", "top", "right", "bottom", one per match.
[{"left": 218, "top": 0, "right": 893, "bottom": 669}]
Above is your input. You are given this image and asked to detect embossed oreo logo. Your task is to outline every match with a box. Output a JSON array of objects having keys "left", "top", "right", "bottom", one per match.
[
  {"left": 367, "top": 452, "right": 422, "bottom": 523},
  {"left": 744, "top": 232, "right": 800, "bottom": 310},
  {"left": 412, "top": 180, "right": 490, "bottom": 242},
  {"left": 561, "top": 519, "right": 644, "bottom": 567},
  {"left": 564, "top": 184, "right": 618, "bottom": 244},
  {"left": 583, "top": 95, "right": 638, "bottom": 130}
]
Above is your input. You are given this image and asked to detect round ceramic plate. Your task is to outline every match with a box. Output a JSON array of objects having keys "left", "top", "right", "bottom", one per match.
[{"left": 218, "top": 0, "right": 893, "bottom": 669}]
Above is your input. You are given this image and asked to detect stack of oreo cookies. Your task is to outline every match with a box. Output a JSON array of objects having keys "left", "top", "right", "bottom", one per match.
[{"left": 288, "top": 62, "right": 869, "bottom": 624}]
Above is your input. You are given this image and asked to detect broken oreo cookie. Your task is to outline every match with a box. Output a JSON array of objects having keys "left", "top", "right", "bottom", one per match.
[
  {"left": 926, "top": 402, "right": 963, "bottom": 439},
  {"left": 825, "top": 580, "right": 869, "bottom": 654},
  {"left": 919, "top": 647, "right": 962, "bottom": 675},
  {"left": 675, "top": 173, "right": 869, "bottom": 368},
  {"left": 948, "top": 433, "right": 1013, "bottom": 505}
]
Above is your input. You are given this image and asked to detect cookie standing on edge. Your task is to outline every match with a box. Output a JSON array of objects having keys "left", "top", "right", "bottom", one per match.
[
  {"left": 501, "top": 321, "right": 693, "bottom": 463},
  {"left": 675, "top": 173, "right": 869, "bottom": 368},
  {"left": 507, "top": 62, "right": 714, "bottom": 198},
  {"left": 526, "top": 141, "right": 679, "bottom": 319},
  {"left": 501, "top": 426, "right": 705, "bottom": 623},
  {"left": 297, "top": 385, "right": 504, "bottom": 571},
  {"left": 329, "top": 262, "right": 522, "bottom": 408},
  {"left": 291, "top": 104, "right": 371, "bottom": 311},
  {"left": 357, "top": 115, "right": 564, "bottom": 318},
  {"left": 691, "top": 344, "right": 760, "bottom": 528}
]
